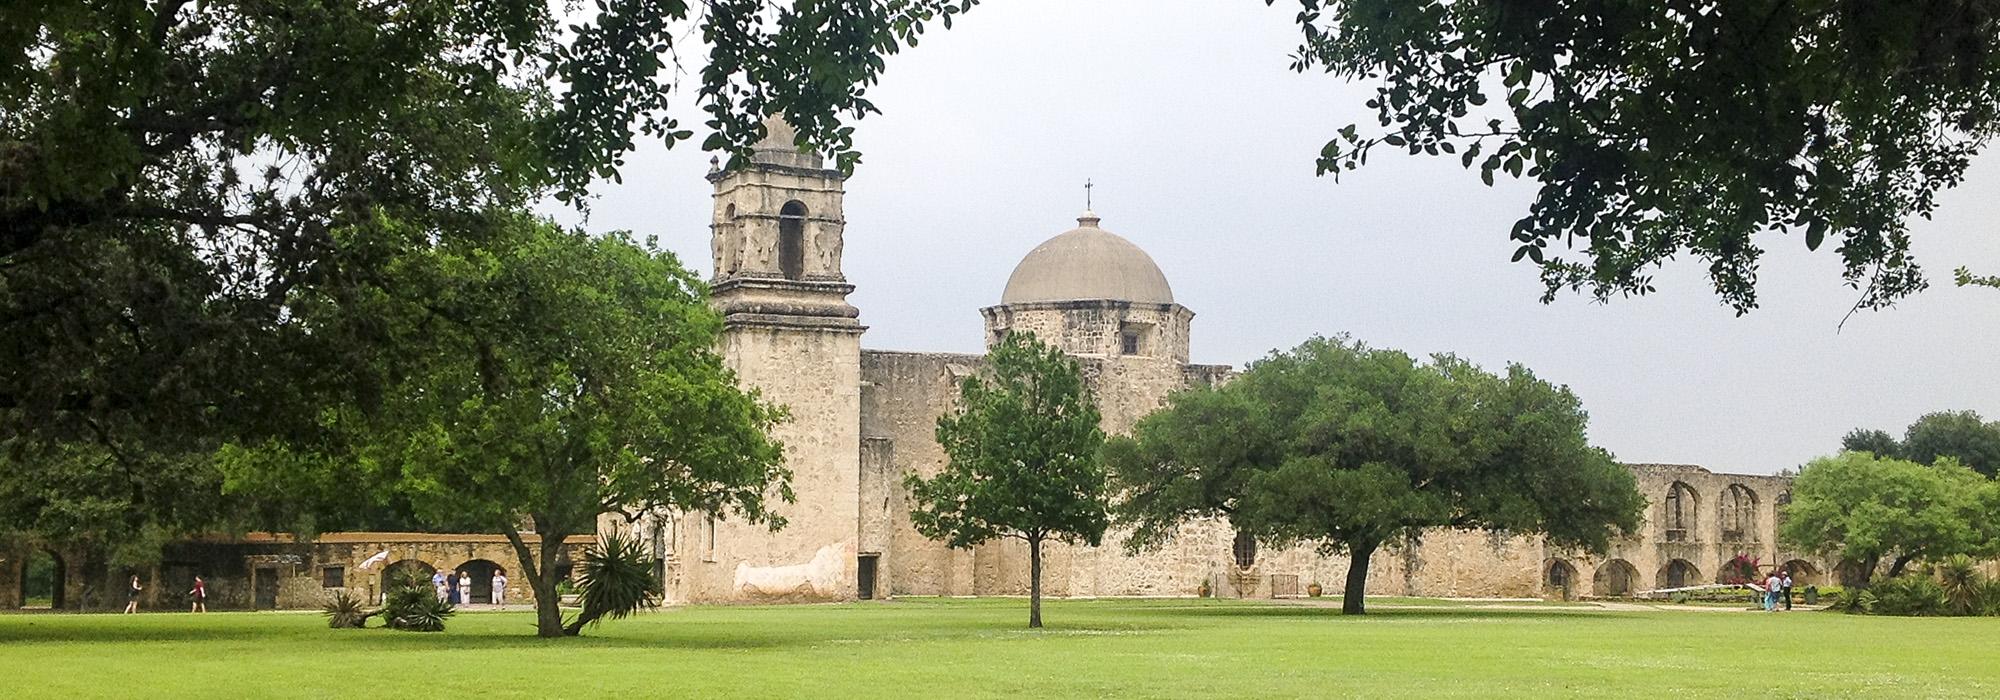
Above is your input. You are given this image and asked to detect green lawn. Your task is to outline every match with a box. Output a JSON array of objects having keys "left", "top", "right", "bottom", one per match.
[{"left": 1, "top": 597, "right": 1993, "bottom": 698}]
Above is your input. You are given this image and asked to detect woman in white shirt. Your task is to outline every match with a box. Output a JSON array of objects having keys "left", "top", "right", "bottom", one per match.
[{"left": 492, "top": 569, "right": 508, "bottom": 606}]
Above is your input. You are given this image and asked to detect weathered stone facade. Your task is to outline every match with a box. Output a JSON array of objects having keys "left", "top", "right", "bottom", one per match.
[
  {"left": 2, "top": 533, "right": 588, "bottom": 611},
  {"left": 656, "top": 124, "right": 1826, "bottom": 606}
]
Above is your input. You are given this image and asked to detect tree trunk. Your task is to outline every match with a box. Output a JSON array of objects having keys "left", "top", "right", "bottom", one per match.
[
  {"left": 48, "top": 551, "right": 66, "bottom": 610},
  {"left": 1341, "top": 541, "right": 1377, "bottom": 616},
  {"left": 1028, "top": 535, "right": 1044, "bottom": 629},
  {"left": 504, "top": 527, "right": 569, "bottom": 638},
  {"left": 1887, "top": 554, "right": 1914, "bottom": 579}
]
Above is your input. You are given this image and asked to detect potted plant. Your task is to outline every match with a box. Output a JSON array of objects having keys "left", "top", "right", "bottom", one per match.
[
  {"left": 1307, "top": 582, "right": 1323, "bottom": 597},
  {"left": 1197, "top": 579, "right": 1212, "bottom": 598}
]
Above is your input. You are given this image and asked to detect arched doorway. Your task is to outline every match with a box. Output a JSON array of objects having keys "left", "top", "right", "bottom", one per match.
[
  {"left": 1545, "top": 559, "right": 1580, "bottom": 600},
  {"left": 1661, "top": 559, "right": 1701, "bottom": 589},
  {"left": 456, "top": 559, "right": 502, "bottom": 604},
  {"left": 1593, "top": 559, "right": 1639, "bottom": 597},
  {"left": 1781, "top": 560, "right": 1822, "bottom": 587}
]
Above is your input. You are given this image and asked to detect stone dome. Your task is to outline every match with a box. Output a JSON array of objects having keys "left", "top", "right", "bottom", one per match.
[{"left": 999, "top": 213, "right": 1174, "bottom": 305}]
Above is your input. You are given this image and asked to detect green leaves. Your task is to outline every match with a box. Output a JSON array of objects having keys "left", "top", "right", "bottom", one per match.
[
  {"left": 1780, "top": 452, "right": 1998, "bottom": 582},
  {"left": 1283, "top": 0, "right": 1997, "bottom": 313},
  {"left": 909, "top": 331, "right": 1109, "bottom": 551},
  {"left": 1107, "top": 334, "right": 1643, "bottom": 612}
]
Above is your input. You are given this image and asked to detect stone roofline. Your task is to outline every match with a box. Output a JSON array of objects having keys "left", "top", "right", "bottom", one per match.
[
  {"left": 860, "top": 348, "right": 989, "bottom": 360},
  {"left": 185, "top": 532, "right": 596, "bottom": 545},
  {"left": 977, "top": 299, "right": 1191, "bottom": 317},
  {"left": 1621, "top": 462, "right": 1794, "bottom": 482}
]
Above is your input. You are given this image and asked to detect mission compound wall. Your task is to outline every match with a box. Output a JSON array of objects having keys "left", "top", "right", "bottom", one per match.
[{"left": 647, "top": 121, "right": 1828, "bottom": 607}]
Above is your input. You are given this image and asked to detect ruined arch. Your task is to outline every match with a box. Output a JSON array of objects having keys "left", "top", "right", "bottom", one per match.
[
  {"left": 778, "top": 200, "right": 807, "bottom": 280},
  {"left": 1592, "top": 559, "right": 1639, "bottom": 597},
  {"left": 1660, "top": 558, "right": 1702, "bottom": 589},
  {"left": 1718, "top": 483, "right": 1758, "bottom": 543},
  {"left": 1662, "top": 481, "right": 1698, "bottom": 542},
  {"left": 1545, "top": 559, "right": 1580, "bottom": 600},
  {"left": 1781, "top": 559, "right": 1823, "bottom": 587}
]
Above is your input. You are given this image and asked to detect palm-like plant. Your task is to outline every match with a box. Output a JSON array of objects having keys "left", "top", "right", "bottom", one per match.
[
  {"left": 563, "top": 532, "right": 662, "bottom": 635},
  {"left": 321, "top": 590, "right": 379, "bottom": 629},
  {"left": 1934, "top": 555, "right": 1986, "bottom": 616},
  {"left": 383, "top": 569, "right": 454, "bottom": 632}
]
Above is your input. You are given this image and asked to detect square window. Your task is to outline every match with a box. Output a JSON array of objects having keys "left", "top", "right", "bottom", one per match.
[
  {"left": 1121, "top": 332, "right": 1140, "bottom": 355},
  {"left": 322, "top": 566, "right": 345, "bottom": 588}
]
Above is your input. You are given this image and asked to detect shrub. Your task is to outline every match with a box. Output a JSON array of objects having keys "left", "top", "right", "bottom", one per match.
[
  {"left": 1933, "top": 555, "right": 1986, "bottom": 616},
  {"left": 1871, "top": 576, "right": 1947, "bottom": 617},
  {"left": 321, "top": 590, "right": 376, "bottom": 629},
  {"left": 562, "top": 532, "right": 662, "bottom": 635},
  {"left": 1981, "top": 580, "right": 2000, "bottom": 617},
  {"left": 1720, "top": 555, "right": 1760, "bottom": 585},
  {"left": 1829, "top": 587, "right": 1875, "bottom": 614},
  {"left": 382, "top": 570, "right": 454, "bottom": 632}
]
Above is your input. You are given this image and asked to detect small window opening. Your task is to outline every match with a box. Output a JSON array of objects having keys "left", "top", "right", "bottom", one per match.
[
  {"left": 778, "top": 200, "right": 807, "bottom": 280},
  {"left": 1121, "top": 332, "right": 1140, "bottom": 355},
  {"left": 703, "top": 514, "right": 718, "bottom": 562},
  {"left": 322, "top": 566, "right": 345, "bottom": 588},
  {"left": 1231, "top": 530, "right": 1258, "bottom": 570}
]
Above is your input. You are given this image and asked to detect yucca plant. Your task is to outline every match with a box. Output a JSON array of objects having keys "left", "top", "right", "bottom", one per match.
[
  {"left": 562, "top": 532, "right": 662, "bottom": 636},
  {"left": 1934, "top": 555, "right": 1986, "bottom": 616},
  {"left": 383, "top": 569, "right": 454, "bottom": 632},
  {"left": 1830, "top": 587, "right": 1876, "bottom": 614},
  {"left": 321, "top": 589, "right": 379, "bottom": 629}
]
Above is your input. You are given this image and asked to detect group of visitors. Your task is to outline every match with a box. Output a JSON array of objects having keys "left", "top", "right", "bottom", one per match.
[
  {"left": 120, "top": 574, "right": 207, "bottom": 613},
  {"left": 430, "top": 568, "right": 508, "bottom": 606},
  {"left": 1749, "top": 569, "right": 1795, "bottom": 611}
]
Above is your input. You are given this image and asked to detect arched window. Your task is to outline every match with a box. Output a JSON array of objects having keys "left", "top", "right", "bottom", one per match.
[
  {"left": 1719, "top": 484, "right": 1758, "bottom": 542},
  {"left": 1663, "top": 559, "right": 1701, "bottom": 589},
  {"left": 1663, "top": 481, "right": 1697, "bottom": 542},
  {"left": 778, "top": 200, "right": 807, "bottom": 280},
  {"left": 1231, "top": 530, "right": 1258, "bottom": 570}
]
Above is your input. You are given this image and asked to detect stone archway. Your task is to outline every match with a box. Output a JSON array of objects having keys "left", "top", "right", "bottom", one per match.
[
  {"left": 1781, "top": 559, "right": 1822, "bottom": 587},
  {"left": 1545, "top": 559, "right": 1580, "bottom": 600},
  {"left": 1660, "top": 559, "right": 1702, "bottom": 589},
  {"left": 455, "top": 559, "right": 502, "bottom": 604},
  {"left": 1592, "top": 559, "right": 1639, "bottom": 597}
]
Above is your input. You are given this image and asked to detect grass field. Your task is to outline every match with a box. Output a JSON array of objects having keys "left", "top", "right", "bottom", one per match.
[{"left": 1, "top": 597, "right": 1994, "bottom": 698}]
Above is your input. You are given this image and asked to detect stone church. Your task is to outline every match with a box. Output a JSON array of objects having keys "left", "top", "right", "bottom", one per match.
[
  {"left": 654, "top": 122, "right": 1831, "bottom": 605},
  {"left": 1, "top": 122, "right": 1826, "bottom": 612}
]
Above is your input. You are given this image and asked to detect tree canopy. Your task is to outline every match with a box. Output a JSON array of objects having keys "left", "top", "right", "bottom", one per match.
[
  {"left": 907, "top": 332, "right": 1108, "bottom": 628},
  {"left": 1, "top": 0, "right": 969, "bottom": 467},
  {"left": 2, "top": 0, "right": 966, "bottom": 577},
  {"left": 1106, "top": 335, "right": 1642, "bottom": 614},
  {"left": 1779, "top": 451, "right": 1997, "bottom": 584},
  {"left": 1277, "top": 0, "right": 2000, "bottom": 313},
  {"left": 221, "top": 213, "right": 789, "bottom": 637},
  {"left": 1840, "top": 410, "right": 2000, "bottom": 477}
]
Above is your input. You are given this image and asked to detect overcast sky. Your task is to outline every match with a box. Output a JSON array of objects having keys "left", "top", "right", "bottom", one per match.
[{"left": 545, "top": 1, "right": 2000, "bottom": 475}]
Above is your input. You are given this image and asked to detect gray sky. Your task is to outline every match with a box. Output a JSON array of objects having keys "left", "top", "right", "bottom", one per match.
[{"left": 549, "top": 1, "right": 2000, "bottom": 475}]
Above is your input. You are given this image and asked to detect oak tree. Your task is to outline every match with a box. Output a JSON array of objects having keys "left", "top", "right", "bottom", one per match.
[
  {"left": 1278, "top": 0, "right": 2000, "bottom": 313},
  {"left": 1107, "top": 335, "right": 1642, "bottom": 614},
  {"left": 908, "top": 332, "right": 1108, "bottom": 628}
]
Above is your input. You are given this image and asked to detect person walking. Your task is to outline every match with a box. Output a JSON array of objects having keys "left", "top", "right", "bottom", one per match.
[
  {"left": 123, "top": 575, "right": 142, "bottom": 614},
  {"left": 1781, "top": 570, "right": 1795, "bottom": 611},
  {"left": 457, "top": 571, "right": 471, "bottom": 606},
  {"left": 432, "top": 569, "right": 449, "bottom": 602},
  {"left": 492, "top": 569, "right": 507, "bottom": 607},
  {"left": 189, "top": 576, "right": 207, "bottom": 613},
  {"left": 1763, "top": 571, "right": 1783, "bottom": 612}
]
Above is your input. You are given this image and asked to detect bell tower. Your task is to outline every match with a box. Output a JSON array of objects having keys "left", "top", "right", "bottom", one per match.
[{"left": 678, "top": 119, "right": 864, "bottom": 603}]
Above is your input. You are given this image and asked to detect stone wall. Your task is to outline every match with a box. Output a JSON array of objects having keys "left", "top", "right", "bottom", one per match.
[
  {"left": 980, "top": 300, "right": 1194, "bottom": 364},
  {"left": 671, "top": 322, "right": 864, "bottom": 604}
]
